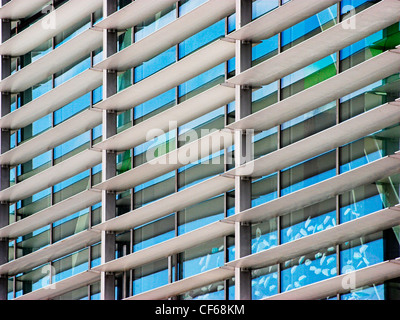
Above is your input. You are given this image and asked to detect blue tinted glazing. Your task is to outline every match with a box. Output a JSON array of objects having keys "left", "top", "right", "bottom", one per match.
[
  {"left": 133, "top": 268, "right": 168, "bottom": 295},
  {"left": 340, "top": 238, "right": 384, "bottom": 274},
  {"left": 178, "top": 195, "right": 224, "bottom": 235},
  {"left": 252, "top": 0, "right": 279, "bottom": 19},
  {"left": 341, "top": 0, "right": 377, "bottom": 14},
  {"left": 53, "top": 208, "right": 89, "bottom": 228},
  {"left": 252, "top": 226, "right": 278, "bottom": 254},
  {"left": 227, "top": 13, "right": 236, "bottom": 33},
  {"left": 252, "top": 34, "right": 278, "bottom": 62},
  {"left": 340, "top": 31, "right": 383, "bottom": 60},
  {"left": 180, "top": 248, "right": 224, "bottom": 279},
  {"left": 281, "top": 157, "right": 336, "bottom": 197},
  {"left": 53, "top": 170, "right": 90, "bottom": 193},
  {"left": 134, "top": 89, "right": 175, "bottom": 119},
  {"left": 191, "top": 288, "right": 225, "bottom": 300},
  {"left": 133, "top": 224, "right": 174, "bottom": 252},
  {"left": 281, "top": 211, "right": 336, "bottom": 244},
  {"left": 54, "top": 131, "right": 90, "bottom": 159},
  {"left": 135, "top": 46, "right": 176, "bottom": 83},
  {"left": 53, "top": 258, "right": 88, "bottom": 283},
  {"left": 251, "top": 176, "right": 278, "bottom": 207},
  {"left": 179, "top": 19, "right": 225, "bottom": 59},
  {"left": 135, "top": 7, "right": 176, "bottom": 42},
  {"left": 55, "top": 57, "right": 91, "bottom": 87},
  {"left": 252, "top": 268, "right": 278, "bottom": 299},
  {"left": 55, "top": 21, "right": 91, "bottom": 48},
  {"left": 54, "top": 92, "right": 91, "bottom": 125},
  {"left": 178, "top": 63, "right": 225, "bottom": 98},
  {"left": 341, "top": 284, "right": 385, "bottom": 300},
  {"left": 281, "top": 251, "right": 337, "bottom": 292},
  {"left": 134, "top": 171, "right": 175, "bottom": 196},
  {"left": 281, "top": 54, "right": 337, "bottom": 89},
  {"left": 179, "top": 0, "right": 208, "bottom": 16},
  {"left": 282, "top": 5, "right": 337, "bottom": 47},
  {"left": 341, "top": 194, "right": 383, "bottom": 223}
]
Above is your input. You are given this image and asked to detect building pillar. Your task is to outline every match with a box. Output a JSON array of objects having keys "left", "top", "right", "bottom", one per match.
[
  {"left": 234, "top": 0, "right": 253, "bottom": 301},
  {"left": 0, "top": 0, "right": 11, "bottom": 301},
  {"left": 100, "top": 0, "right": 117, "bottom": 301}
]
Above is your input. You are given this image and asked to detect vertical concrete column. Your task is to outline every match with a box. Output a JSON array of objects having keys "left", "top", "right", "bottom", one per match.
[
  {"left": 101, "top": 0, "right": 117, "bottom": 301},
  {"left": 0, "top": 0, "right": 11, "bottom": 300},
  {"left": 234, "top": 0, "right": 253, "bottom": 301}
]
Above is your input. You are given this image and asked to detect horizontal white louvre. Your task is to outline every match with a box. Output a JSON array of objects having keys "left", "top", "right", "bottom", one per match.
[
  {"left": 93, "top": 221, "right": 234, "bottom": 273},
  {"left": 0, "top": 0, "right": 103, "bottom": 57},
  {"left": 96, "top": 0, "right": 236, "bottom": 71},
  {"left": 126, "top": 267, "right": 235, "bottom": 300},
  {"left": 13, "top": 271, "right": 100, "bottom": 300},
  {"left": 0, "top": 189, "right": 101, "bottom": 239},
  {"left": 0, "top": 68, "right": 103, "bottom": 130},
  {"left": 229, "top": 49, "right": 400, "bottom": 132},
  {"left": 265, "top": 258, "right": 400, "bottom": 300},
  {"left": 0, "top": 229, "right": 101, "bottom": 276},
  {"left": 95, "top": 129, "right": 235, "bottom": 192},
  {"left": 127, "top": 207, "right": 400, "bottom": 300},
  {"left": 0, "top": 149, "right": 102, "bottom": 203},
  {"left": 228, "top": 0, "right": 400, "bottom": 87},
  {"left": 0, "top": 0, "right": 50, "bottom": 20},
  {"left": 229, "top": 102, "right": 400, "bottom": 179},
  {"left": 0, "top": 28, "right": 102, "bottom": 93},
  {"left": 96, "top": 84, "right": 235, "bottom": 152},
  {"left": 0, "top": 109, "right": 102, "bottom": 166},
  {"left": 94, "top": 38, "right": 235, "bottom": 112},
  {"left": 228, "top": 206, "right": 400, "bottom": 270},
  {"left": 228, "top": 154, "right": 400, "bottom": 224},
  {"left": 97, "top": 0, "right": 338, "bottom": 73},
  {"left": 229, "top": 0, "right": 340, "bottom": 42},
  {"left": 95, "top": 0, "right": 179, "bottom": 31},
  {"left": 93, "top": 174, "right": 234, "bottom": 233}
]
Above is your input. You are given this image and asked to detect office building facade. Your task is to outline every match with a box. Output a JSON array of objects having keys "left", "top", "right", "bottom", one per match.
[{"left": 0, "top": 0, "right": 400, "bottom": 300}]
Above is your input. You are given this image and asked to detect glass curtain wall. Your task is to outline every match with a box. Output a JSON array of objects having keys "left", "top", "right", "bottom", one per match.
[{"left": 6, "top": 2, "right": 104, "bottom": 299}]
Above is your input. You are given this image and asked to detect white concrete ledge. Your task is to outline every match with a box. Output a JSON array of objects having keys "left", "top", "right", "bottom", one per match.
[
  {"left": 0, "top": 0, "right": 50, "bottom": 20},
  {"left": 265, "top": 258, "right": 400, "bottom": 300},
  {"left": 228, "top": 0, "right": 400, "bottom": 87},
  {"left": 0, "top": 0, "right": 103, "bottom": 57}
]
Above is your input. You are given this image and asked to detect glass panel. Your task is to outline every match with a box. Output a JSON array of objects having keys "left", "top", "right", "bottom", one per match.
[
  {"left": 133, "top": 172, "right": 175, "bottom": 209},
  {"left": 281, "top": 198, "right": 336, "bottom": 244},
  {"left": 282, "top": 5, "right": 337, "bottom": 50},
  {"left": 281, "top": 151, "right": 336, "bottom": 196},
  {"left": 133, "top": 214, "right": 174, "bottom": 252},
  {"left": 52, "top": 248, "right": 89, "bottom": 283},
  {"left": 251, "top": 218, "right": 278, "bottom": 254},
  {"left": 340, "top": 23, "right": 400, "bottom": 71},
  {"left": 181, "top": 280, "right": 226, "bottom": 300},
  {"left": 178, "top": 238, "right": 224, "bottom": 279},
  {"left": 53, "top": 208, "right": 90, "bottom": 242},
  {"left": 16, "top": 188, "right": 52, "bottom": 220},
  {"left": 340, "top": 175, "right": 400, "bottom": 223},
  {"left": 179, "top": 0, "right": 208, "bottom": 16},
  {"left": 15, "top": 263, "right": 50, "bottom": 296},
  {"left": 252, "top": 0, "right": 279, "bottom": 20},
  {"left": 179, "top": 19, "right": 225, "bottom": 59},
  {"left": 281, "top": 247, "right": 337, "bottom": 292},
  {"left": 178, "top": 63, "right": 225, "bottom": 102},
  {"left": 178, "top": 195, "right": 224, "bottom": 235},
  {"left": 341, "top": 284, "right": 385, "bottom": 300},
  {"left": 340, "top": 233, "right": 384, "bottom": 274},
  {"left": 135, "top": 4, "right": 176, "bottom": 42},
  {"left": 252, "top": 265, "right": 278, "bottom": 299},
  {"left": 251, "top": 174, "right": 277, "bottom": 208},
  {"left": 132, "top": 259, "right": 169, "bottom": 295}
]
